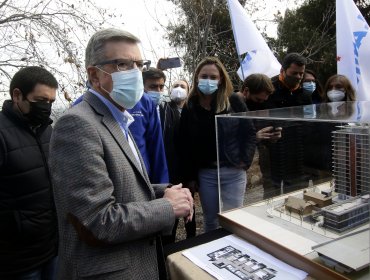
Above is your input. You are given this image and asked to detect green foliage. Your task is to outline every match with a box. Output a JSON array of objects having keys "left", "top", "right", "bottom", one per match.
[
  {"left": 166, "top": 0, "right": 246, "bottom": 85},
  {"left": 166, "top": 0, "right": 370, "bottom": 88}
]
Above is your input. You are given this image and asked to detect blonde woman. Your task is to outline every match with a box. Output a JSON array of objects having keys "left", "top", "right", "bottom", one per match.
[{"left": 179, "top": 57, "right": 256, "bottom": 232}]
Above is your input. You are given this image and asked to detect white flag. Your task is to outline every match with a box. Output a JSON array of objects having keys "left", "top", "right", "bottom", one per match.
[
  {"left": 336, "top": 0, "right": 370, "bottom": 101},
  {"left": 227, "top": 0, "right": 281, "bottom": 80}
]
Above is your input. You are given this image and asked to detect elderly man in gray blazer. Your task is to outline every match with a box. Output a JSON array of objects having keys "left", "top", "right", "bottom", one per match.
[{"left": 49, "top": 28, "right": 193, "bottom": 280}]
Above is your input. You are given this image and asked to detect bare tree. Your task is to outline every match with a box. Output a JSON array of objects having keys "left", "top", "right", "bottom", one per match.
[
  {"left": 165, "top": 0, "right": 254, "bottom": 84},
  {"left": 0, "top": 0, "right": 118, "bottom": 117},
  {"left": 166, "top": 0, "right": 218, "bottom": 75}
]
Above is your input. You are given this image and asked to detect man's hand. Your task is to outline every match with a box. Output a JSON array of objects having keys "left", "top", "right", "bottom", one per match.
[
  {"left": 164, "top": 184, "right": 194, "bottom": 222},
  {"left": 184, "top": 180, "right": 198, "bottom": 194},
  {"left": 256, "top": 126, "right": 282, "bottom": 142}
]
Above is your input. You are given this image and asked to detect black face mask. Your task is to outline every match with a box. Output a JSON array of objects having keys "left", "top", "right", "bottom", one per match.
[
  {"left": 23, "top": 100, "right": 52, "bottom": 126},
  {"left": 284, "top": 74, "right": 301, "bottom": 89}
]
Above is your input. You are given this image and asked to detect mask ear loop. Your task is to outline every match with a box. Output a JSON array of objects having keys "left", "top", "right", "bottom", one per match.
[
  {"left": 15, "top": 91, "right": 28, "bottom": 115},
  {"left": 95, "top": 66, "right": 112, "bottom": 95},
  {"left": 17, "top": 102, "right": 25, "bottom": 114}
]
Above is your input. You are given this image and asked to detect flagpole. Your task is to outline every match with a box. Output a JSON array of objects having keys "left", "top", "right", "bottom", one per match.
[{"left": 226, "top": 0, "right": 246, "bottom": 81}]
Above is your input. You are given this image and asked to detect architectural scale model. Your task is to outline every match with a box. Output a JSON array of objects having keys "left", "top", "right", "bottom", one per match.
[
  {"left": 284, "top": 196, "right": 315, "bottom": 215},
  {"left": 216, "top": 103, "right": 370, "bottom": 278},
  {"left": 268, "top": 125, "right": 370, "bottom": 234},
  {"left": 332, "top": 125, "right": 370, "bottom": 197},
  {"left": 303, "top": 190, "right": 332, "bottom": 208},
  {"left": 317, "top": 124, "right": 370, "bottom": 232},
  {"left": 321, "top": 194, "right": 370, "bottom": 232},
  {"left": 279, "top": 188, "right": 369, "bottom": 233}
]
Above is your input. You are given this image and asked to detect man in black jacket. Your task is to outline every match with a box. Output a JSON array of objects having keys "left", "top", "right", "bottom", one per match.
[
  {"left": 263, "top": 53, "right": 312, "bottom": 198},
  {"left": 266, "top": 52, "right": 312, "bottom": 109},
  {"left": 0, "top": 66, "right": 58, "bottom": 279}
]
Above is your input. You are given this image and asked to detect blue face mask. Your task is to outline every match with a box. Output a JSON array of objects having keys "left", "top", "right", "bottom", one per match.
[
  {"left": 198, "top": 79, "right": 219, "bottom": 95},
  {"left": 100, "top": 68, "right": 143, "bottom": 109},
  {"left": 146, "top": 91, "right": 162, "bottom": 105},
  {"left": 302, "top": 81, "right": 316, "bottom": 93}
]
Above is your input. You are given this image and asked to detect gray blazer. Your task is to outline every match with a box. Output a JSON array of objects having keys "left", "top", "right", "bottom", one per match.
[{"left": 49, "top": 91, "right": 175, "bottom": 280}]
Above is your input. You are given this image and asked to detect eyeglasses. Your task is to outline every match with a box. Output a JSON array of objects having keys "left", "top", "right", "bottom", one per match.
[{"left": 94, "top": 59, "right": 151, "bottom": 72}]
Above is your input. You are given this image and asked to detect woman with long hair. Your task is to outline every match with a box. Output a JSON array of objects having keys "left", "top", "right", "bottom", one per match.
[
  {"left": 179, "top": 57, "right": 256, "bottom": 232},
  {"left": 323, "top": 74, "right": 356, "bottom": 102}
]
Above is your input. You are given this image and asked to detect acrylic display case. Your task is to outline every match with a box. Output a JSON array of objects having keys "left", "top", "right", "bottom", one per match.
[{"left": 215, "top": 101, "right": 370, "bottom": 280}]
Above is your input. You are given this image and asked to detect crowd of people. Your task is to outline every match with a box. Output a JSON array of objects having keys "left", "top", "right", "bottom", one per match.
[{"left": 0, "top": 27, "right": 357, "bottom": 280}]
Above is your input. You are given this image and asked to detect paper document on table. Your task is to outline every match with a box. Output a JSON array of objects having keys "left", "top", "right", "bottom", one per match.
[{"left": 183, "top": 235, "right": 308, "bottom": 280}]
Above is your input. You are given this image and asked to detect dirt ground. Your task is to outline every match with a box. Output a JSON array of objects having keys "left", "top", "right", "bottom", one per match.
[{"left": 175, "top": 153, "right": 264, "bottom": 241}]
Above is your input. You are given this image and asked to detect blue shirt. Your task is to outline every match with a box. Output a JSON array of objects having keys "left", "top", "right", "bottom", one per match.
[
  {"left": 128, "top": 94, "right": 169, "bottom": 183},
  {"left": 74, "top": 90, "right": 142, "bottom": 169}
]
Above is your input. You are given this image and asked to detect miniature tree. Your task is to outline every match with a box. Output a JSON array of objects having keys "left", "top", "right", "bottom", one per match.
[
  {"left": 279, "top": 203, "right": 283, "bottom": 218},
  {"left": 282, "top": 198, "right": 288, "bottom": 219},
  {"left": 266, "top": 197, "right": 274, "bottom": 217},
  {"left": 330, "top": 179, "right": 335, "bottom": 194},
  {"left": 280, "top": 180, "right": 284, "bottom": 195},
  {"left": 308, "top": 179, "right": 314, "bottom": 192},
  {"left": 310, "top": 214, "right": 316, "bottom": 231},
  {"left": 299, "top": 206, "right": 304, "bottom": 226},
  {"left": 287, "top": 204, "right": 292, "bottom": 221}
]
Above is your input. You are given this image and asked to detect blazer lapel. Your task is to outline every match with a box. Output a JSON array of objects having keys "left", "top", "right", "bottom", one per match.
[
  {"left": 127, "top": 130, "right": 152, "bottom": 187},
  {"left": 84, "top": 91, "right": 153, "bottom": 193}
]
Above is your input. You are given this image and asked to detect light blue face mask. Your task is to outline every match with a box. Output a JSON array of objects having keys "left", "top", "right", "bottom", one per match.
[
  {"left": 100, "top": 68, "right": 143, "bottom": 109},
  {"left": 302, "top": 81, "right": 316, "bottom": 93},
  {"left": 146, "top": 91, "right": 162, "bottom": 105},
  {"left": 198, "top": 79, "right": 219, "bottom": 95}
]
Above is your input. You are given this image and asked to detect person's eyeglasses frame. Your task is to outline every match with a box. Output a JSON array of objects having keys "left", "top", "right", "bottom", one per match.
[{"left": 93, "top": 59, "right": 151, "bottom": 72}]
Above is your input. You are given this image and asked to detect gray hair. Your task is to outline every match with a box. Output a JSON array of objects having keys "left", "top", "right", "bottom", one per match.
[{"left": 85, "top": 28, "right": 140, "bottom": 69}]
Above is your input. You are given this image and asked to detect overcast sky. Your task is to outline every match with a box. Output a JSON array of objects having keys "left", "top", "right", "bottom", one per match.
[
  {"left": 100, "top": 0, "right": 178, "bottom": 63},
  {"left": 99, "top": 0, "right": 302, "bottom": 65},
  {"left": 0, "top": 0, "right": 301, "bottom": 107}
]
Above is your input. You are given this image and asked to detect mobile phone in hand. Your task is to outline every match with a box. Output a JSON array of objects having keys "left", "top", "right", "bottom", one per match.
[{"left": 157, "top": 57, "right": 181, "bottom": 70}]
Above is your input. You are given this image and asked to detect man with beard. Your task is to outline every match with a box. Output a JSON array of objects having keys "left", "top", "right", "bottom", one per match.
[
  {"left": 266, "top": 52, "right": 312, "bottom": 109},
  {"left": 256, "top": 53, "right": 312, "bottom": 198},
  {"left": 0, "top": 66, "right": 58, "bottom": 279}
]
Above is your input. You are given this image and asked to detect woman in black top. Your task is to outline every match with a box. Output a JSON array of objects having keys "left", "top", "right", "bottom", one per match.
[{"left": 179, "top": 57, "right": 256, "bottom": 232}]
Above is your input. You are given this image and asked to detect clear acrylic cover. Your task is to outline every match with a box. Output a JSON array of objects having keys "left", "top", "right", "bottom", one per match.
[
  {"left": 215, "top": 101, "right": 370, "bottom": 278},
  {"left": 216, "top": 101, "right": 370, "bottom": 210}
]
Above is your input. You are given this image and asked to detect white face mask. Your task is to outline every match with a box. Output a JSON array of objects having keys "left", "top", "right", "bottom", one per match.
[
  {"left": 170, "top": 87, "right": 187, "bottom": 101},
  {"left": 327, "top": 102, "right": 345, "bottom": 115},
  {"left": 327, "top": 89, "right": 345, "bottom": 102}
]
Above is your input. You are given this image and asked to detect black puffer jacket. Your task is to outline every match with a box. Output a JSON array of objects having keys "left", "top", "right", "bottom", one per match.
[{"left": 0, "top": 100, "right": 57, "bottom": 276}]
